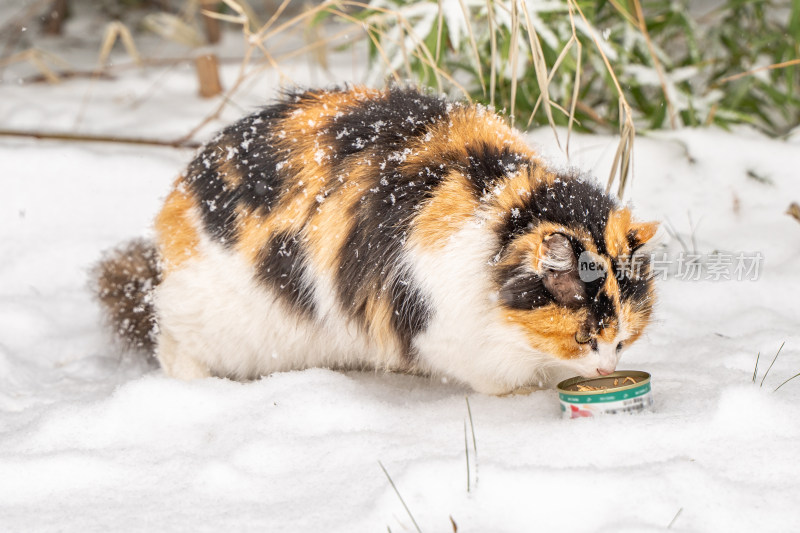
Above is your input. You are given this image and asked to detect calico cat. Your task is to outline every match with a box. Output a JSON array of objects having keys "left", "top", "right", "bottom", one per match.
[{"left": 94, "top": 85, "right": 658, "bottom": 395}]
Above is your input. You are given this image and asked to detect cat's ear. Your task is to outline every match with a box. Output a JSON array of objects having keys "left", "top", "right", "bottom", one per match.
[
  {"left": 538, "top": 233, "right": 586, "bottom": 308},
  {"left": 607, "top": 208, "right": 660, "bottom": 255},
  {"left": 628, "top": 221, "right": 660, "bottom": 249}
]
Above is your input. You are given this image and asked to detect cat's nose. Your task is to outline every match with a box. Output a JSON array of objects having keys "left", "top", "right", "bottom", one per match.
[{"left": 597, "top": 368, "right": 614, "bottom": 376}]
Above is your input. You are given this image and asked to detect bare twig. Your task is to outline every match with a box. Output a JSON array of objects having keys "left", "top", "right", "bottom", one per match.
[{"left": 0, "top": 129, "right": 200, "bottom": 149}]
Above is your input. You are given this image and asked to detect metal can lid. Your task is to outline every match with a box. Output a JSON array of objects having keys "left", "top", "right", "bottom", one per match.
[{"left": 556, "top": 370, "right": 651, "bottom": 396}]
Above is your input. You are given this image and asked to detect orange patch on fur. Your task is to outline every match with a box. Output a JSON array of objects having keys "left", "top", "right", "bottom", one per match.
[
  {"left": 305, "top": 158, "right": 374, "bottom": 274},
  {"left": 234, "top": 206, "right": 271, "bottom": 264},
  {"left": 619, "top": 278, "right": 655, "bottom": 344},
  {"left": 363, "top": 293, "right": 403, "bottom": 354},
  {"left": 425, "top": 107, "right": 535, "bottom": 161},
  {"left": 630, "top": 221, "right": 659, "bottom": 245},
  {"left": 154, "top": 182, "right": 200, "bottom": 273},
  {"left": 217, "top": 154, "right": 243, "bottom": 188},
  {"left": 279, "top": 86, "right": 380, "bottom": 143},
  {"left": 504, "top": 305, "right": 588, "bottom": 360},
  {"left": 605, "top": 208, "right": 633, "bottom": 257},
  {"left": 410, "top": 170, "right": 479, "bottom": 249}
]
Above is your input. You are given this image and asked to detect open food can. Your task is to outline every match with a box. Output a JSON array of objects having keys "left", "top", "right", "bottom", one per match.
[{"left": 557, "top": 371, "right": 653, "bottom": 419}]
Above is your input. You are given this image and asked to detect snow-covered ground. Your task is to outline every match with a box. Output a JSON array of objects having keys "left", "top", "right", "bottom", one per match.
[{"left": 3, "top": 13, "right": 800, "bottom": 532}]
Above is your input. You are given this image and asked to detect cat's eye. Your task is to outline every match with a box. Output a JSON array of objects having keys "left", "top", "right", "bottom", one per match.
[
  {"left": 616, "top": 342, "right": 624, "bottom": 353},
  {"left": 575, "top": 331, "right": 591, "bottom": 344}
]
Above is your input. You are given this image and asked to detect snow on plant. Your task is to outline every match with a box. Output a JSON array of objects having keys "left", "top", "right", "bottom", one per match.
[{"left": 339, "top": 0, "right": 799, "bottom": 139}]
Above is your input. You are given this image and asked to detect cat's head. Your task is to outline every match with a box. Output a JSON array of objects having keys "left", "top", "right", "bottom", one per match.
[{"left": 495, "top": 191, "right": 658, "bottom": 379}]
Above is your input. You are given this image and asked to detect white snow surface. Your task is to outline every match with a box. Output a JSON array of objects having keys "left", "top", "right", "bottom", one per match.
[{"left": 3, "top": 21, "right": 800, "bottom": 533}]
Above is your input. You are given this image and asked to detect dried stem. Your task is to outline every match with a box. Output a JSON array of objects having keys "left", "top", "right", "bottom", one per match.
[{"left": 0, "top": 129, "right": 200, "bottom": 149}]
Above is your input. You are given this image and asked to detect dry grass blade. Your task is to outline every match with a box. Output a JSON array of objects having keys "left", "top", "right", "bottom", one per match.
[
  {"left": 0, "top": 49, "right": 66, "bottom": 84},
  {"left": 526, "top": 35, "right": 575, "bottom": 127},
  {"left": 520, "top": 0, "right": 561, "bottom": 150},
  {"left": 181, "top": 0, "right": 359, "bottom": 144},
  {"left": 570, "top": 0, "right": 635, "bottom": 197},
  {"left": 718, "top": 58, "right": 800, "bottom": 84},
  {"left": 176, "top": 43, "right": 257, "bottom": 144},
  {"left": 201, "top": 10, "right": 248, "bottom": 25},
  {"left": 787, "top": 202, "right": 800, "bottom": 224},
  {"left": 567, "top": 38, "right": 582, "bottom": 158},
  {"left": 464, "top": 421, "right": 470, "bottom": 492},
  {"left": 255, "top": 1, "right": 340, "bottom": 43},
  {"left": 98, "top": 22, "right": 142, "bottom": 68},
  {"left": 607, "top": 0, "right": 638, "bottom": 25},
  {"left": 396, "top": 15, "right": 443, "bottom": 91},
  {"left": 334, "top": 4, "right": 466, "bottom": 96},
  {"left": 234, "top": 0, "right": 263, "bottom": 31},
  {"left": 435, "top": 0, "right": 444, "bottom": 64},
  {"left": 324, "top": 7, "right": 402, "bottom": 83},
  {"left": 486, "top": 0, "right": 497, "bottom": 107},
  {"left": 631, "top": 0, "right": 676, "bottom": 129},
  {"left": 465, "top": 396, "right": 477, "bottom": 455},
  {"left": 367, "top": 27, "right": 402, "bottom": 83},
  {"left": 261, "top": 0, "right": 293, "bottom": 35},
  {"left": 752, "top": 352, "right": 760, "bottom": 383},
  {"left": 760, "top": 341, "right": 786, "bottom": 387},
  {"left": 615, "top": 119, "right": 635, "bottom": 197},
  {"left": 378, "top": 461, "right": 422, "bottom": 533},
  {"left": 457, "top": 0, "right": 485, "bottom": 95},
  {"left": 774, "top": 371, "right": 800, "bottom": 392},
  {"left": 0, "top": 0, "right": 51, "bottom": 61},
  {"left": 509, "top": 0, "right": 519, "bottom": 126},
  {"left": 667, "top": 507, "right": 683, "bottom": 529},
  {"left": 397, "top": 23, "right": 414, "bottom": 80},
  {"left": 276, "top": 25, "right": 360, "bottom": 63},
  {"left": 144, "top": 12, "right": 205, "bottom": 47}
]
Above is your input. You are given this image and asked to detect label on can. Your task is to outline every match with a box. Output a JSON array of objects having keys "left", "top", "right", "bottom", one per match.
[{"left": 558, "top": 379, "right": 654, "bottom": 419}]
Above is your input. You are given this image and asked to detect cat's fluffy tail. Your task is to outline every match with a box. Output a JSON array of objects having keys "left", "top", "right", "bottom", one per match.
[{"left": 91, "top": 238, "right": 162, "bottom": 353}]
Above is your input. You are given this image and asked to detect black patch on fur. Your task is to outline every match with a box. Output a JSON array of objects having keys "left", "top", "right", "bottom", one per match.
[
  {"left": 461, "top": 143, "right": 530, "bottom": 196},
  {"left": 388, "top": 268, "right": 433, "bottom": 353},
  {"left": 186, "top": 101, "right": 298, "bottom": 246},
  {"left": 618, "top": 275, "right": 652, "bottom": 303},
  {"left": 332, "top": 87, "right": 447, "bottom": 359},
  {"left": 326, "top": 85, "right": 448, "bottom": 160},
  {"left": 256, "top": 231, "right": 316, "bottom": 317},
  {"left": 589, "top": 290, "right": 616, "bottom": 330},
  {"left": 616, "top": 254, "right": 653, "bottom": 303},
  {"left": 498, "top": 178, "right": 617, "bottom": 255},
  {"left": 337, "top": 168, "right": 436, "bottom": 358}
]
